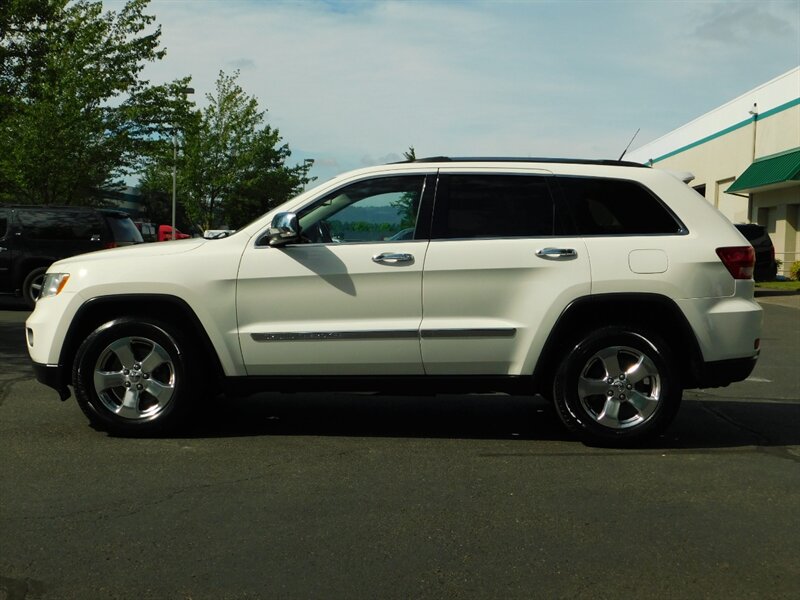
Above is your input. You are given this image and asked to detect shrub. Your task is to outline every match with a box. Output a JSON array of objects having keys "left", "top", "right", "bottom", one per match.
[{"left": 790, "top": 261, "right": 800, "bottom": 281}]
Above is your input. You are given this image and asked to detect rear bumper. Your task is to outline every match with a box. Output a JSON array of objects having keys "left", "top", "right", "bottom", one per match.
[
  {"left": 692, "top": 355, "right": 758, "bottom": 389},
  {"left": 31, "top": 362, "right": 71, "bottom": 401}
]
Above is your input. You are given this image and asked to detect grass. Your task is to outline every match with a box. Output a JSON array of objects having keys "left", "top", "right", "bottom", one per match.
[{"left": 755, "top": 280, "right": 800, "bottom": 291}]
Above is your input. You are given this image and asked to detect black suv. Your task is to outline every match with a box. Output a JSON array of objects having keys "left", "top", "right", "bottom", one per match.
[
  {"left": 0, "top": 205, "right": 143, "bottom": 307},
  {"left": 734, "top": 223, "right": 778, "bottom": 282}
]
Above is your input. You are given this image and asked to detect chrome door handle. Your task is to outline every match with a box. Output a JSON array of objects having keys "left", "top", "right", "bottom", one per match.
[
  {"left": 536, "top": 247, "right": 577, "bottom": 258},
  {"left": 372, "top": 252, "right": 414, "bottom": 264}
]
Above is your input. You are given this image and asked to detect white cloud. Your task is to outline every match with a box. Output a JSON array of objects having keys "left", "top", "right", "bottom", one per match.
[
  {"left": 132, "top": 0, "right": 799, "bottom": 178},
  {"left": 226, "top": 58, "right": 256, "bottom": 70},
  {"left": 692, "top": 2, "right": 797, "bottom": 45}
]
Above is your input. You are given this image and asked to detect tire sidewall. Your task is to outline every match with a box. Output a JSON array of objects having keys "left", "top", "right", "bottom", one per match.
[
  {"left": 554, "top": 326, "right": 680, "bottom": 443},
  {"left": 73, "top": 318, "right": 191, "bottom": 435}
]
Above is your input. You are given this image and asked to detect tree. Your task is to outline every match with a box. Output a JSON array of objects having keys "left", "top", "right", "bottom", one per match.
[
  {"left": 148, "top": 70, "right": 314, "bottom": 231},
  {"left": 0, "top": 0, "right": 190, "bottom": 205}
]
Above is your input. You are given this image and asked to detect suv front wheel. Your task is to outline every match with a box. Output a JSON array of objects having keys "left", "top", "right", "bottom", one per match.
[
  {"left": 72, "top": 318, "right": 194, "bottom": 435},
  {"left": 553, "top": 326, "right": 681, "bottom": 444},
  {"left": 22, "top": 267, "right": 48, "bottom": 308}
]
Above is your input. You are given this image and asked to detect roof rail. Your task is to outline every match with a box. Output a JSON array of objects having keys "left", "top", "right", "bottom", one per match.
[{"left": 393, "top": 156, "right": 648, "bottom": 168}]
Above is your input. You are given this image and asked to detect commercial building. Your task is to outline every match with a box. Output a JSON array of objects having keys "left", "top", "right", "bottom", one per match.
[{"left": 627, "top": 67, "right": 800, "bottom": 277}]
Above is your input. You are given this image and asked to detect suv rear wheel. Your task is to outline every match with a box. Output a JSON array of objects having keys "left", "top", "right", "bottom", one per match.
[
  {"left": 553, "top": 325, "right": 681, "bottom": 444},
  {"left": 72, "top": 317, "right": 195, "bottom": 435}
]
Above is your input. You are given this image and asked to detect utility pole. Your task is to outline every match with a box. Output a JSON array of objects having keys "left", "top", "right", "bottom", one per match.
[{"left": 171, "top": 87, "right": 195, "bottom": 239}]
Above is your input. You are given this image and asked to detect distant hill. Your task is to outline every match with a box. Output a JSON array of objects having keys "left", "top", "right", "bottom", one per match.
[{"left": 334, "top": 205, "right": 402, "bottom": 225}]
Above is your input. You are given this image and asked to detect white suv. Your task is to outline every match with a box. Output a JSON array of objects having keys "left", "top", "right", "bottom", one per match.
[{"left": 26, "top": 158, "right": 762, "bottom": 443}]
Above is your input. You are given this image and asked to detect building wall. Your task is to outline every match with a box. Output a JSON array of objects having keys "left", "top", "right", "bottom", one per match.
[
  {"left": 754, "top": 187, "right": 800, "bottom": 273},
  {"left": 634, "top": 105, "right": 799, "bottom": 225},
  {"left": 627, "top": 68, "right": 800, "bottom": 278},
  {"left": 756, "top": 104, "right": 800, "bottom": 157}
]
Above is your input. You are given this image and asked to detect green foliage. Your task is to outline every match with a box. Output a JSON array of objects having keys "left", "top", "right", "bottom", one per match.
[
  {"left": 390, "top": 191, "right": 417, "bottom": 229},
  {"left": 389, "top": 146, "right": 418, "bottom": 228},
  {"left": 144, "top": 70, "right": 314, "bottom": 230},
  {"left": 790, "top": 261, "right": 800, "bottom": 282},
  {"left": 755, "top": 280, "right": 800, "bottom": 291},
  {"left": 0, "top": 0, "right": 190, "bottom": 205}
]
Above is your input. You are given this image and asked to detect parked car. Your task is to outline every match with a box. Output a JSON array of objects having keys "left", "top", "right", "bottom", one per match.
[
  {"left": 734, "top": 223, "right": 778, "bottom": 282},
  {"left": 158, "top": 224, "right": 190, "bottom": 241},
  {"left": 133, "top": 220, "right": 158, "bottom": 243},
  {"left": 26, "top": 158, "right": 762, "bottom": 443},
  {"left": 0, "top": 205, "right": 142, "bottom": 307}
]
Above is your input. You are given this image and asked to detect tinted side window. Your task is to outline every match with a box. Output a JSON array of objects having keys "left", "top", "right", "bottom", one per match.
[
  {"left": 298, "top": 175, "right": 425, "bottom": 243},
  {"left": 17, "top": 209, "right": 104, "bottom": 241},
  {"left": 557, "top": 177, "right": 683, "bottom": 235},
  {"left": 0, "top": 210, "right": 7, "bottom": 239},
  {"left": 431, "top": 175, "right": 556, "bottom": 239}
]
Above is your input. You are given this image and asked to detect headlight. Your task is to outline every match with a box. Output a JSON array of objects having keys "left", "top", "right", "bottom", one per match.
[{"left": 40, "top": 273, "right": 70, "bottom": 298}]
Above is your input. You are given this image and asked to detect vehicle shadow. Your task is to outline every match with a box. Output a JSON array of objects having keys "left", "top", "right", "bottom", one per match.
[
  {"left": 189, "top": 392, "right": 571, "bottom": 442},
  {"left": 182, "top": 391, "right": 800, "bottom": 450},
  {"left": 0, "top": 296, "right": 29, "bottom": 311},
  {"left": 754, "top": 288, "right": 800, "bottom": 297},
  {"left": 0, "top": 320, "right": 33, "bottom": 375}
]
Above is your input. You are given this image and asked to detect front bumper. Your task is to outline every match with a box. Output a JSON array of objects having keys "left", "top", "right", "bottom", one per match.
[{"left": 31, "top": 362, "right": 71, "bottom": 401}]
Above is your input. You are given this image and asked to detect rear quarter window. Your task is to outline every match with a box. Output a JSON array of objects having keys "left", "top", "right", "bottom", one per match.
[
  {"left": 103, "top": 213, "right": 144, "bottom": 243},
  {"left": 556, "top": 176, "right": 684, "bottom": 235}
]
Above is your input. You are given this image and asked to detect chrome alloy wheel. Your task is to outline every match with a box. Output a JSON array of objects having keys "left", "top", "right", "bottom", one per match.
[
  {"left": 93, "top": 336, "right": 176, "bottom": 420},
  {"left": 576, "top": 345, "right": 661, "bottom": 430}
]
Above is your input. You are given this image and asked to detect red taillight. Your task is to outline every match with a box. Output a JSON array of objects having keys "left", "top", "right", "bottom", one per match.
[
  {"left": 716, "top": 246, "right": 755, "bottom": 280},
  {"left": 104, "top": 242, "right": 117, "bottom": 249}
]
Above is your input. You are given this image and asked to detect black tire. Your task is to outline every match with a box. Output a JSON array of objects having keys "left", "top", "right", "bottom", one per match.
[
  {"left": 22, "top": 267, "right": 48, "bottom": 309},
  {"left": 553, "top": 325, "right": 681, "bottom": 444},
  {"left": 72, "top": 317, "right": 195, "bottom": 435}
]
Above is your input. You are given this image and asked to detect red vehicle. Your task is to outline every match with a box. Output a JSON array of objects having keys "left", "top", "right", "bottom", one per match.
[{"left": 157, "top": 225, "right": 190, "bottom": 241}]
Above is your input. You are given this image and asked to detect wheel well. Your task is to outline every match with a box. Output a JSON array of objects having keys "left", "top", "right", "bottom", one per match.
[
  {"left": 60, "top": 295, "right": 225, "bottom": 390},
  {"left": 532, "top": 294, "right": 703, "bottom": 393}
]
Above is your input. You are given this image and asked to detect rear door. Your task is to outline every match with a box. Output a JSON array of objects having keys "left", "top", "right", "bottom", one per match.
[{"left": 420, "top": 169, "right": 591, "bottom": 376}]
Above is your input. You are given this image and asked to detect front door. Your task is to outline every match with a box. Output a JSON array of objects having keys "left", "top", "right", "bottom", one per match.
[{"left": 237, "top": 174, "right": 432, "bottom": 376}]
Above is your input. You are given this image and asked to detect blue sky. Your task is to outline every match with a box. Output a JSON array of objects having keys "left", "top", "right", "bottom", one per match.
[{"left": 128, "top": 0, "right": 799, "bottom": 184}]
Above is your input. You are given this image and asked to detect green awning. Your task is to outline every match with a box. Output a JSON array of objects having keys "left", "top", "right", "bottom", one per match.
[{"left": 727, "top": 147, "right": 800, "bottom": 194}]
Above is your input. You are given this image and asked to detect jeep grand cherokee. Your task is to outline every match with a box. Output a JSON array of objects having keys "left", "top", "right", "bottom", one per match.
[{"left": 25, "top": 158, "right": 762, "bottom": 443}]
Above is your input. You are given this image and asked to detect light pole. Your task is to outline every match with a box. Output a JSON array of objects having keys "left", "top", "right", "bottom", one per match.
[
  {"left": 747, "top": 103, "right": 758, "bottom": 221},
  {"left": 171, "top": 87, "right": 194, "bottom": 239}
]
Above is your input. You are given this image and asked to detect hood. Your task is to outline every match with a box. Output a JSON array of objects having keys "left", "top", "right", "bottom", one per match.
[{"left": 53, "top": 238, "right": 207, "bottom": 268}]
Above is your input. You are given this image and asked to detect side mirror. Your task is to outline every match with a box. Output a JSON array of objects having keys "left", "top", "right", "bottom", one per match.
[{"left": 266, "top": 212, "right": 300, "bottom": 247}]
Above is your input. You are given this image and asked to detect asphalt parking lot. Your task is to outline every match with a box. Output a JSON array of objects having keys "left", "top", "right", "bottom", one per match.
[{"left": 0, "top": 294, "right": 798, "bottom": 599}]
